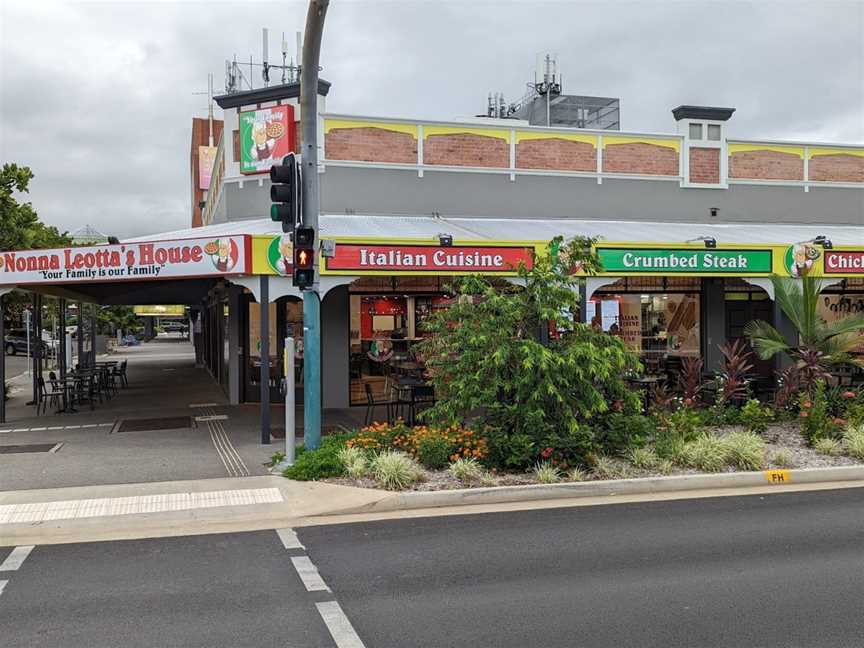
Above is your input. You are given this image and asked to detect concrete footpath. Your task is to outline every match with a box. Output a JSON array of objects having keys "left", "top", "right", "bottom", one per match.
[{"left": 4, "top": 465, "right": 864, "bottom": 547}]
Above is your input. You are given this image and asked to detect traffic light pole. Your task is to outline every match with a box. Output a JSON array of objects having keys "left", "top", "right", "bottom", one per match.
[{"left": 300, "top": 0, "right": 328, "bottom": 450}]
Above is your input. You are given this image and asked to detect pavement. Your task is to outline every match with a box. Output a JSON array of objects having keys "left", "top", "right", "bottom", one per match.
[
  {"left": 0, "top": 336, "right": 365, "bottom": 492},
  {"left": 3, "top": 488, "right": 864, "bottom": 647}
]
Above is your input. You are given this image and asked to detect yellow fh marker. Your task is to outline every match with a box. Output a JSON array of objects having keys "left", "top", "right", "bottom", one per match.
[{"left": 764, "top": 469, "right": 791, "bottom": 484}]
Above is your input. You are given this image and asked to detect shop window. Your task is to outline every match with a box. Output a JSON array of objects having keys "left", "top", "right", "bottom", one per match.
[
  {"left": 588, "top": 292, "right": 701, "bottom": 373},
  {"left": 689, "top": 123, "right": 703, "bottom": 140},
  {"left": 819, "top": 293, "right": 864, "bottom": 353},
  {"left": 707, "top": 124, "right": 721, "bottom": 141}
]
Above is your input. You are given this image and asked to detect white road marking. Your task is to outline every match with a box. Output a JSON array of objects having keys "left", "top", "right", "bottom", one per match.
[
  {"left": 188, "top": 403, "right": 219, "bottom": 408},
  {"left": 29, "top": 427, "right": 46, "bottom": 432},
  {"left": 200, "top": 406, "right": 249, "bottom": 477},
  {"left": 291, "top": 556, "right": 331, "bottom": 592},
  {"left": 195, "top": 415, "right": 228, "bottom": 422},
  {"left": 0, "top": 488, "right": 282, "bottom": 525},
  {"left": 0, "top": 580, "right": 7, "bottom": 597},
  {"left": 316, "top": 601, "right": 366, "bottom": 648},
  {"left": 48, "top": 442, "right": 63, "bottom": 453},
  {"left": 0, "top": 545, "right": 35, "bottom": 572},
  {"left": 0, "top": 423, "right": 113, "bottom": 434},
  {"left": 276, "top": 527, "right": 305, "bottom": 550}
]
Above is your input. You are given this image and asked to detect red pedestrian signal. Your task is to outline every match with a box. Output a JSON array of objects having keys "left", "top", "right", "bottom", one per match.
[{"left": 293, "top": 226, "right": 315, "bottom": 289}]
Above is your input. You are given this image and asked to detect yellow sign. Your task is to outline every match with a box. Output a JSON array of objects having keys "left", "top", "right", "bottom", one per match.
[
  {"left": 764, "top": 469, "right": 791, "bottom": 484},
  {"left": 133, "top": 305, "right": 185, "bottom": 317}
]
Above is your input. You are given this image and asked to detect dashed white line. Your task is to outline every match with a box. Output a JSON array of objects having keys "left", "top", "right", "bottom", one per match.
[
  {"left": 276, "top": 527, "right": 305, "bottom": 550},
  {"left": 0, "top": 545, "right": 34, "bottom": 572},
  {"left": 290, "top": 556, "right": 331, "bottom": 592},
  {"left": 316, "top": 601, "right": 366, "bottom": 648}
]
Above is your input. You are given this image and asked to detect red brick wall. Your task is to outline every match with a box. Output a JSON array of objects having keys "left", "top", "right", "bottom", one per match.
[
  {"left": 325, "top": 127, "right": 417, "bottom": 164},
  {"left": 423, "top": 133, "right": 509, "bottom": 168},
  {"left": 602, "top": 143, "right": 679, "bottom": 176},
  {"left": 809, "top": 154, "right": 864, "bottom": 183},
  {"left": 516, "top": 139, "right": 596, "bottom": 171},
  {"left": 729, "top": 150, "right": 803, "bottom": 180},
  {"left": 689, "top": 147, "right": 720, "bottom": 184}
]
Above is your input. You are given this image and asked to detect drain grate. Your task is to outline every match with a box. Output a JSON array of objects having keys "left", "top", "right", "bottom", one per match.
[
  {"left": 0, "top": 443, "right": 60, "bottom": 454},
  {"left": 115, "top": 416, "right": 194, "bottom": 433}
]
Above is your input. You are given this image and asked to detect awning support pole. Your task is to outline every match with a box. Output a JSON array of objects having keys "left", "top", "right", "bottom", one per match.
[
  {"left": 90, "top": 305, "right": 97, "bottom": 366},
  {"left": 260, "top": 275, "right": 271, "bottom": 445},
  {"left": 58, "top": 299, "right": 67, "bottom": 381},
  {"left": 0, "top": 293, "right": 6, "bottom": 424},
  {"left": 77, "top": 301, "right": 84, "bottom": 369}
]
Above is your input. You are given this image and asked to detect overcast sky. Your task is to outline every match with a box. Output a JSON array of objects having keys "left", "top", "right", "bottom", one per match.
[{"left": 1, "top": 0, "right": 862, "bottom": 240}]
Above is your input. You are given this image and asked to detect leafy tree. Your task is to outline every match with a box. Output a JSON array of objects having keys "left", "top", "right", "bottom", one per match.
[
  {"left": 1, "top": 164, "right": 70, "bottom": 251},
  {"left": 744, "top": 276, "right": 864, "bottom": 388},
  {"left": 417, "top": 237, "right": 642, "bottom": 468}
]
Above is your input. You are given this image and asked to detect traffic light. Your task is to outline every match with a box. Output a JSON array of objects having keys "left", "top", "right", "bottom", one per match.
[
  {"left": 270, "top": 153, "right": 301, "bottom": 233},
  {"left": 293, "top": 226, "right": 315, "bottom": 289}
]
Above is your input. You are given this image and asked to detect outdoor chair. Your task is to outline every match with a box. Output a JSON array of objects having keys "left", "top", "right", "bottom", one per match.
[
  {"left": 364, "top": 382, "right": 393, "bottom": 426},
  {"left": 407, "top": 384, "right": 435, "bottom": 426},
  {"left": 111, "top": 360, "right": 129, "bottom": 388},
  {"left": 36, "top": 376, "right": 64, "bottom": 415},
  {"left": 48, "top": 371, "right": 59, "bottom": 391},
  {"left": 72, "top": 374, "right": 97, "bottom": 411}
]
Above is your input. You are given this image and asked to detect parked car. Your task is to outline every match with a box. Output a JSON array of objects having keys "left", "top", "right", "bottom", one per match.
[{"left": 4, "top": 328, "right": 48, "bottom": 356}]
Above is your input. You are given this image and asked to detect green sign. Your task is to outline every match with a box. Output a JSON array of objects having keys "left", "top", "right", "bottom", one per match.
[
  {"left": 597, "top": 248, "right": 773, "bottom": 274},
  {"left": 238, "top": 105, "right": 294, "bottom": 174}
]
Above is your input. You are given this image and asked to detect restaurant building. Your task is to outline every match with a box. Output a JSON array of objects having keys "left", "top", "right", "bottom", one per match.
[{"left": 1, "top": 80, "right": 861, "bottom": 418}]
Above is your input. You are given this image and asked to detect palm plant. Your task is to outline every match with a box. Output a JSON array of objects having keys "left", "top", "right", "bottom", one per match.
[{"left": 744, "top": 276, "right": 864, "bottom": 389}]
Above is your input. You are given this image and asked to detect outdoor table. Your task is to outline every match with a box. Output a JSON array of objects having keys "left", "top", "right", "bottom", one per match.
[
  {"left": 54, "top": 376, "right": 82, "bottom": 413},
  {"left": 394, "top": 376, "right": 432, "bottom": 424}
]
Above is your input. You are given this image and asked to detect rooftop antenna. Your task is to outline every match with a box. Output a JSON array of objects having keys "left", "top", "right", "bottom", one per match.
[
  {"left": 193, "top": 73, "right": 216, "bottom": 144},
  {"left": 262, "top": 28, "right": 270, "bottom": 86}
]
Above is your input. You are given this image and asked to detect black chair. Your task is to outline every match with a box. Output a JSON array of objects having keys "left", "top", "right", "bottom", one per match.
[
  {"left": 72, "top": 374, "right": 97, "bottom": 411},
  {"left": 111, "top": 360, "right": 129, "bottom": 388},
  {"left": 37, "top": 376, "right": 64, "bottom": 415},
  {"left": 408, "top": 384, "right": 436, "bottom": 425},
  {"left": 364, "top": 382, "right": 392, "bottom": 426}
]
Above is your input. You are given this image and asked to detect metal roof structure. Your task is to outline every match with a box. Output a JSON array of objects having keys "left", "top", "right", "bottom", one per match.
[{"left": 124, "top": 215, "right": 863, "bottom": 247}]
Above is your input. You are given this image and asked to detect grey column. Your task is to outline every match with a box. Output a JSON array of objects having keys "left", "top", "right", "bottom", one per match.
[
  {"left": 701, "top": 278, "right": 726, "bottom": 373},
  {"left": 227, "top": 285, "right": 242, "bottom": 405},
  {"left": 259, "top": 275, "right": 270, "bottom": 444},
  {"left": 76, "top": 301, "right": 84, "bottom": 369},
  {"left": 0, "top": 294, "right": 5, "bottom": 424},
  {"left": 90, "top": 305, "right": 97, "bottom": 365},
  {"left": 58, "top": 299, "right": 67, "bottom": 380},
  {"left": 321, "top": 285, "right": 350, "bottom": 409}
]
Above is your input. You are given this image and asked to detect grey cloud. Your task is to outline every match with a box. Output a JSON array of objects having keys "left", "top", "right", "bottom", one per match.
[{"left": 1, "top": 0, "right": 861, "bottom": 241}]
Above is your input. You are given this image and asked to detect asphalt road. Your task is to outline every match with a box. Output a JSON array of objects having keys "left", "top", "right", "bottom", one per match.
[{"left": 3, "top": 488, "right": 864, "bottom": 647}]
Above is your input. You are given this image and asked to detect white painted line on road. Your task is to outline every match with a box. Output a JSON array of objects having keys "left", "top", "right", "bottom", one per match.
[
  {"left": 0, "top": 545, "right": 35, "bottom": 572},
  {"left": 189, "top": 403, "right": 219, "bottom": 408},
  {"left": 48, "top": 442, "right": 64, "bottom": 454},
  {"left": 291, "top": 556, "right": 331, "bottom": 592},
  {"left": 0, "top": 580, "right": 7, "bottom": 597},
  {"left": 98, "top": 423, "right": 113, "bottom": 427},
  {"left": 316, "top": 601, "right": 366, "bottom": 648},
  {"left": 0, "top": 488, "right": 283, "bottom": 525},
  {"left": 81, "top": 424, "right": 98, "bottom": 429},
  {"left": 277, "top": 527, "right": 305, "bottom": 550},
  {"left": 0, "top": 423, "right": 114, "bottom": 434},
  {"left": 29, "top": 427, "right": 46, "bottom": 432},
  {"left": 195, "top": 415, "right": 228, "bottom": 422}
]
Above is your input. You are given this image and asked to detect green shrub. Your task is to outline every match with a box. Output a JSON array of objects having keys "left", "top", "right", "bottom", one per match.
[
  {"left": 479, "top": 471, "right": 497, "bottom": 487},
  {"left": 371, "top": 451, "right": 424, "bottom": 490},
  {"left": 268, "top": 451, "right": 286, "bottom": 467},
  {"left": 591, "top": 454, "right": 630, "bottom": 480},
  {"left": 800, "top": 381, "right": 835, "bottom": 443},
  {"left": 682, "top": 434, "right": 728, "bottom": 472},
  {"left": 282, "top": 434, "right": 352, "bottom": 481},
  {"left": 416, "top": 435, "right": 452, "bottom": 470},
  {"left": 337, "top": 446, "right": 368, "bottom": 479},
  {"left": 772, "top": 449, "right": 794, "bottom": 468},
  {"left": 448, "top": 457, "right": 484, "bottom": 484},
  {"left": 814, "top": 437, "right": 841, "bottom": 456},
  {"left": 484, "top": 429, "right": 535, "bottom": 470},
  {"left": 654, "top": 407, "right": 703, "bottom": 460},
  {"left": 741, "top": 399, "right": 773, "bottom": 435},
  {"left": 628, "top": 447, "right": 661, "bottom": 470},
  {"left": 567, "top": 467, "right": 588, "bottom": 482},
  {"left": 843, "top": 425, "right": 864, "bottom": 460},
  {"left": 655, "top": 458, "right": 675, "bottom": 475},
  {"left": 533, "top": 461, "right": 561, "bottom": 484},
  {"left": 601, "top": 414, "right": 655, "bottom": 454},
  {"left": 722, "top": 431, "right": 765, "bottom": 470}
]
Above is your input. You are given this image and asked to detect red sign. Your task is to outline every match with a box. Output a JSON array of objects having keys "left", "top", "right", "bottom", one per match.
[
  {"left": 324, "top": 244, "right": 534, "bottom": 274},
  {"left": 825, "top": 251, "right": 864, "bottom": 274}
]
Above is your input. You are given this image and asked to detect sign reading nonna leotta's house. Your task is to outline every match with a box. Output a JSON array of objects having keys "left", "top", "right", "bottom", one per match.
[
  {"left": 597, "top": 247, "right": 774, "bottom": 275},
  {"left": 0, "top": 236, "right": 250, "bottom": 285},
  {"left": 239, "top": 105, "right": 296, "bottom": 174}
]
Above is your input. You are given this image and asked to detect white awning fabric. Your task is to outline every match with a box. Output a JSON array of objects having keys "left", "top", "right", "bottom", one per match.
[{"left": 124, "top": 215, "right": 862, "bottom": 247}]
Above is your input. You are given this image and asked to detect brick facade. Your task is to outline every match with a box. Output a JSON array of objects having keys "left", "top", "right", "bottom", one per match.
[
  {"left": 689, "top": 147, "right": 720, "bottom": 184},
  {"left": 602, "top": 143, "right": 679, "bottom": 176},
  {"left": 729, "top": 150, "right": 803, "bottom": 180},
  {"left": 808, "top": 154, "right": 864, "bottom": 183},
  {"left": 325, "top": 127, "right": 417, "bottom": 164},
  {"left": 516, "top": 139, "right": 596, "bottom": 172},
  {"left": 190, "top": 117, "right": 224, "bottom": 228},
  {"left": 423, "top": 133, "right": 509, "bottom": 168}
]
